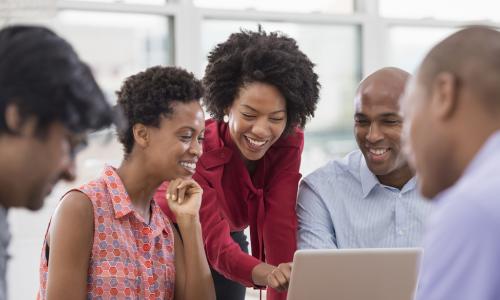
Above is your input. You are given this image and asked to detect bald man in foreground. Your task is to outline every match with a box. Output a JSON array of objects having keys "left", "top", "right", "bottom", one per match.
[
  {"left": 297, "top": 67, "right": 432, "bottom": 249},
  {"left": 402, "top": 26, "right": 500, "bottom": 300}
]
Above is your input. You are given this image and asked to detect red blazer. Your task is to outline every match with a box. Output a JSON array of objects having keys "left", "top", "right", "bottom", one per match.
[{"left": 155, "top": 119, "right": 302, "bottom": 300}]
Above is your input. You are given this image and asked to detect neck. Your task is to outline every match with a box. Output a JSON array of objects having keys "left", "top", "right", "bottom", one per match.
[
  {"left": 453, "top": 118, "right": 500, "bottom": 182},
  {"left": 376, "top": 164, "right": 414, "bottom": 190},
  {"left": 116, "top": 156, "right": 163, "bottom": 221}
]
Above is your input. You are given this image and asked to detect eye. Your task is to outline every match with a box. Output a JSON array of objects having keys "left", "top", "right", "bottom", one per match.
[
  {"left": 355, "top": 118, "right": 369, "bottom": 126},
  {"left": 241, "top": 112, "right": 256, "bottom": 119},
  {"left": 197, "top": 135, "right": 205, "bottom": 143},
  {"left": 383, "top": 119, "right": 400, "bottom": 125},
  {"left": 179, "top": 135, "right": 192, "bottom": 142}
]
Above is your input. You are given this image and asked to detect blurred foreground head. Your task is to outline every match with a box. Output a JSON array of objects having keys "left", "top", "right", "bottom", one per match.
[
  {"left": 401, "top": 26, "right": 500, "bottom": 198},
  {"left": 0, "top": 25, "right": 113, "bottom": 210}
]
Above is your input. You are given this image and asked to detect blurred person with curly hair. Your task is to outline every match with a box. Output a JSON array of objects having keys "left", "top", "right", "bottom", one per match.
[
  {"left": 38, "top": 66, "right": 215, "bottom": 300},
  {"left": 155, "top": 28, "right": 320, "bottom": 300}
]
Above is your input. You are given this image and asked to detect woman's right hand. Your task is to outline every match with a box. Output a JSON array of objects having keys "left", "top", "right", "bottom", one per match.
[
  {"left": 166, "top": 178, "right": 203, "bottom": 222},
  {"left": 266, "top": 262, "right": 293, "bottom": 292}
]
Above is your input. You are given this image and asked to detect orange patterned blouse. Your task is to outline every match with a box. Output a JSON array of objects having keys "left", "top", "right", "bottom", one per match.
[{"left": 38, "top": 166, "right": 176, "bottom": 300}]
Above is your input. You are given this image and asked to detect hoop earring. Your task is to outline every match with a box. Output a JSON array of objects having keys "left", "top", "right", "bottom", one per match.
[{"left": 223, "top": 115, "right": 229, "bottom": 123}]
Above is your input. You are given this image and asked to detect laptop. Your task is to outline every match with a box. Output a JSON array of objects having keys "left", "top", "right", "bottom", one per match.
[{"left": 287, "top": 248, "right": 422, "bottom": 300}]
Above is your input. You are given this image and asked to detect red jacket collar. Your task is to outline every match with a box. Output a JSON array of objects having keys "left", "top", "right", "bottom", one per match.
[
  {"left": 198, "top": 119, "right": 304, "bottom": 170},
  {"left": 198, "top": 120, "right": 233, "bottom": 170}
]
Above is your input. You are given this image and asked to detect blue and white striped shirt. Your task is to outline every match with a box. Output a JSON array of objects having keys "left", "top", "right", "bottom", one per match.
[{"left": 297, "top": 150, "right": 432, "bottom": 249}]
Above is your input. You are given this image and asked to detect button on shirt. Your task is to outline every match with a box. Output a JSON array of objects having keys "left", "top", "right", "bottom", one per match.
[
  {"left": 297, "top": 150, "right": 432, "bottom": 249},
  {"left": 0, "top": 205, "right": 10, "bottom": 300},
  {"left": 416, "top": 131, "right": 500, "bottom": 300}
]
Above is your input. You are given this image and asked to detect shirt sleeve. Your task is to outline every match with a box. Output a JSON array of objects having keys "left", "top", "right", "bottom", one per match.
[
  {"left": 296, "top": 180, "right": 338, "bottom": 249},
  {"left": 195, "top": 174, "right": 262, "bottom": 287},
  {"left": 416, "top": 194, "right": 500, "bottom": 300}
]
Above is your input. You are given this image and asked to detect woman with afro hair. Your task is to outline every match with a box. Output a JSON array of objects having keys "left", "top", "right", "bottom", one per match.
[
  {"left": 39, "top": 66, "right": 215, "bottom": 300},
  {"left": 155, "top": 28, "right": 320, "bottom": 300}
]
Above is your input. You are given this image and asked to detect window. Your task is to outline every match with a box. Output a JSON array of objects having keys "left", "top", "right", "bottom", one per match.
[
  {"left": 380, "top": 0, "right": 500, "bottom": 22},
  {"left": 388, "top": 26, "right": 455, "bottom": 72},
  {"left": 52, "top": 10, "right": 173, "bottom": 103},
  {"left": 195, "top": 0, "right": 354, "bottom": 14}
]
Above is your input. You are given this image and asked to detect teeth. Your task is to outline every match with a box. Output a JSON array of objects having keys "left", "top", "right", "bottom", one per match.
[
  {"left": 247, "top": 136, "right": 266, "bottom": 147},
  {"left": 180, "top": 162, "right": 196, "bottom": 170},
  {"left": 369, "top": 148, "right": 388, "bottom": 156}
]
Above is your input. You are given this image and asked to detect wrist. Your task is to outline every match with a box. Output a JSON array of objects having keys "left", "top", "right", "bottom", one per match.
[
  {"left": 251, "top": 263, "right": 274, "bottom": 287},
  {"left": 176, "top": 213, "right": 200, "bottom": 228}
]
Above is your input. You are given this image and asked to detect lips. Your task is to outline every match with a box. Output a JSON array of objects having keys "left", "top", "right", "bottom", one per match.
[
  {"left": 180, "top": 161, "right": 197, "bottom": 174},
  {"left": 244, "top": 135, "right": 268, "bottom": 152},
  {"left": 366, "top": 147, "right": 390, "bottom": 162}
]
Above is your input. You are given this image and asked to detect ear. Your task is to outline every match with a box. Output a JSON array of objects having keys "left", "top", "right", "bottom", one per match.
[
  {"left": 430, "top": 72, "right": 459, "bottom": 120},
  {"left": 5, "top": 103, "right": 22, "bottom": 133},
  {"left": 4, "top": 103, "right": 36, "bottom": 135},
  {"left": 132, "top": 123, "right": 149, "bottom": 149}
]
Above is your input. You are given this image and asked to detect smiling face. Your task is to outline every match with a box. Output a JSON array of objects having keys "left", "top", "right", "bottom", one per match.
[
  {"left": 226, "top": 82, "right": 287, "bottom": 163},
  {"left": 354, "top": 69, "right": 412, "bottom": 187},
  {"left": 145, "top": 100, "right": 205, "bottom": 180}
]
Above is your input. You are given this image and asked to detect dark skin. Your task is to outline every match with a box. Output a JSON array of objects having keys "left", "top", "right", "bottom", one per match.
[
  {"left": 0, "top": 103, "right": 83, "bottom": 210},
  {"left": 45, "top": 101, "right": 215, "bottom": 300},
  {"left": 401, "top": 26, "right": 500, "bottom": 198},
  {"left": 225, "top": 82, "right": 292, "bottom": 291},
  {"left": 354, "top": 67, "right": 413, "bottom": 190}
]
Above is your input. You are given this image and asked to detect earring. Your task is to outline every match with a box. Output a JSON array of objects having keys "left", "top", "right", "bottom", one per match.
[{"left": 223, "top": 115, "right": 229, "bottom": 123}]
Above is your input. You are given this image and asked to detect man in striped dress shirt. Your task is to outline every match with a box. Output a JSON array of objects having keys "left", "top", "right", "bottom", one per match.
[{"left": 297, "top": 67, "right": 432, "bottom": 250}]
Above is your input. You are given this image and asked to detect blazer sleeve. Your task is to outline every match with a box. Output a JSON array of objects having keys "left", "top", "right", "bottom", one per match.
[
  {"left": 262, "top": 134, "right": 303, "bottom": 300},
  {"left": 194, "top": 172, "right": 262, "bottom": 287}
]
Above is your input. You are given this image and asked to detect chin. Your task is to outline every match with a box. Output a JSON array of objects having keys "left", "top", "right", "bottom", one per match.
[
  {"left": 242, "top": 150, "right": 265, "bottom": 161},
  {"left": 26, "top": 197, "right": 45, "bottom": 211}
]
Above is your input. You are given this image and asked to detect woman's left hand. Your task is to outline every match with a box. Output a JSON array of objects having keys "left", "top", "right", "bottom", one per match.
[{"left": 166, "top": 178, "right": 203, "bottom": 221}]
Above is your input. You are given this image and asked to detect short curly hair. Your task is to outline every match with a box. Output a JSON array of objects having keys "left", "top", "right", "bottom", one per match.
[
  {"left": 203, "top": 28, "right": 320, "bottom": 134},
  {"left": 116, "top": 66, "right": 203, "bottom": 154}
]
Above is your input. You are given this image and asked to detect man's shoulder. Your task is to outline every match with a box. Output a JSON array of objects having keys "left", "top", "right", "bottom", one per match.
[{"left": 435, "top": 172, "right": 500, "bottom": 232}]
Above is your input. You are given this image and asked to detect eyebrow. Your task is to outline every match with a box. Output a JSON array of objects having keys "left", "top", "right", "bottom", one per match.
[
  {"left": 177, "top": 126, "right": 205, "bottom": 133},
  {"left": 240, "top": 104, "right": 286, "bottom": 114},
  {"left": 354, "top": 112, "right": 401, "bottom": 118}
]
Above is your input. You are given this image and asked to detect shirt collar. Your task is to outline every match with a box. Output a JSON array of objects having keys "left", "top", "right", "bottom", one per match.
[
  {"left": 102, "top": 165, "right": 134, "bottom": 219},
  {"left": 359, "top": 153, "right": 418, "bottom": 198},
  {"left": 101, "top": 165, "right": 168, "bottom": 236},
  {"left": 199, "top": 120, "right": 233, "bottom": 169},
  {"left": 462, "top": 130, "right": 500, "bottom": 178},
  {"left": 0, "top": 205, "right": 10, "bottom": 250},
  {"left": 359, "top": 155, "right": 380, "bottom": 198}
]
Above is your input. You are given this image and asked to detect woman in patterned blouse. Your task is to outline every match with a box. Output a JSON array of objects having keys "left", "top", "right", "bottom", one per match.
[{"left": 38, "top": 66, "right": 215, "bottom": 300}]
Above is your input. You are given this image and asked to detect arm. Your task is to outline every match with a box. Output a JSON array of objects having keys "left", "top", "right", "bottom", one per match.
[
  {"left": 167, "top": 179, "right": 215, "bottom": 300},
  {"left": 196, "top": 178, "right": 262, "bottom": 286},
  {"left": 45, "top": 191, "right": 93, "bottom": 300},
  {"left": 260, "top": 140, "right": 303, "bottom": 299},
  {"left": 296, "top": 180, "right": 338, "bottom": 249}
]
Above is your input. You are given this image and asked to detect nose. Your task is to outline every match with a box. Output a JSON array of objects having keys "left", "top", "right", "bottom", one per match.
[
  {"left": 251, "top": 117, "right": 271, "bottom": 138},
  {"left": 60, "top": 156, "right": 77, "bottom": 182},
  {"left": 189, "top": 138, "right": 203, "bottom": 157},
  {"left": 366, "top": 122, "right": 384, "bottom": 144}
]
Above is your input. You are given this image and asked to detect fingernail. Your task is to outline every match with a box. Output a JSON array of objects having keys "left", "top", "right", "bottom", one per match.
[
  {"left": 172, "top": 194, "right": 176, "bottom": 201},
  {"left": 166, "top": 194, "right": 170, "bottom": 200}
]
